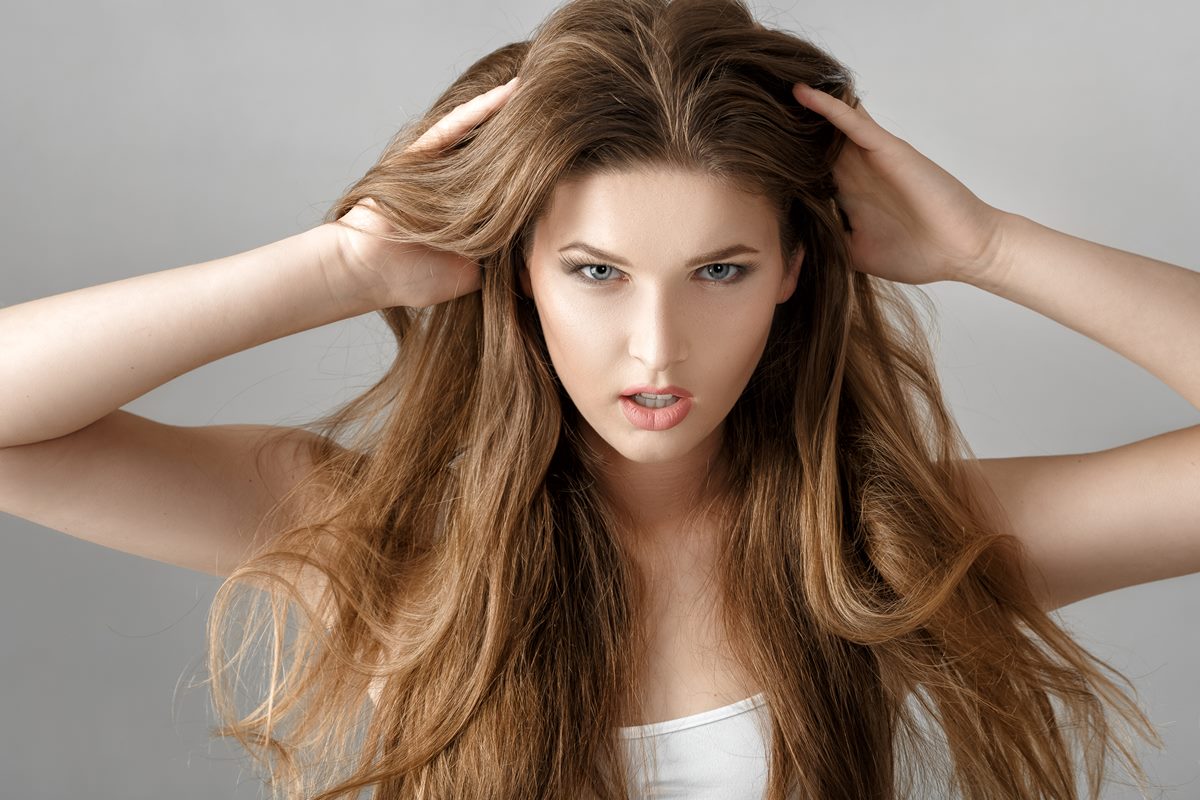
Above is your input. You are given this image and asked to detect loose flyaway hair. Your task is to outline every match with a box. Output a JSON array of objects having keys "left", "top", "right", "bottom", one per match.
[{"left": 198, "top": 1, "right": 1164, "bottom": 797}]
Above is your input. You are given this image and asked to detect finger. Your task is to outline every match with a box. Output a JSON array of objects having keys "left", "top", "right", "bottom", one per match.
[
  {"left": 792, "top": 83, "right": 891, "bottom": 152},
  {"left": 411, "top": 84, "right": 513, "bottom": 152},
  {"left": 410, "top": 77, "right": 521, "bottom": 153}
]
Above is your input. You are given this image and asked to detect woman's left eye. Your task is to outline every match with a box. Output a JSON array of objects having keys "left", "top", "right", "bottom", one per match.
[{"left": 561, "top": 258, "right": 753, "bottom": 286}]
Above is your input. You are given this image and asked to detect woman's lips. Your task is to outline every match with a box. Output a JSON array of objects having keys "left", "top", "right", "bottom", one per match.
[{"left": 619, "top": 395, "right": 693, "bottom": 431}]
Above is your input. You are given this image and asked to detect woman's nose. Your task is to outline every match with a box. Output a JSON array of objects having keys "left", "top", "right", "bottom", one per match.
[{"left": 626, "top": 292, "right": 688, "bottom": 371}]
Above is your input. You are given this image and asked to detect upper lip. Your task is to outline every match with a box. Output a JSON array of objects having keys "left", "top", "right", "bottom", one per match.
[{"left": 621, "top": 384, "right": 692, "bottom": 398}]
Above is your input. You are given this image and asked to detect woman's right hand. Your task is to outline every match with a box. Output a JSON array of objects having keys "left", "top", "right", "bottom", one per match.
[{"left": 332, "top": 76, "right": 521, "bottom": 309}]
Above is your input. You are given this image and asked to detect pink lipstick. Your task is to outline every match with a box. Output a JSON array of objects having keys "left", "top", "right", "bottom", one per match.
[{"left": 618, "top": 394, "right": 693, "bottom": 431}]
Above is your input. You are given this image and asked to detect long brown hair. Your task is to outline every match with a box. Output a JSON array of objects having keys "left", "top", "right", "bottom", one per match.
[{"left": 202, "top": 0, "right": 1164, "bottom": 797}]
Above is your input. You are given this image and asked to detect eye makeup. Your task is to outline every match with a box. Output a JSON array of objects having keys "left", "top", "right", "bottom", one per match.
[{"left": 558, "top": 255, "right": 757, "bottom": 287}]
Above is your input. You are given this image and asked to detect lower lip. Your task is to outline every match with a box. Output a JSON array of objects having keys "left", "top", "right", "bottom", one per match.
[{"left": 619, "top": 395, "right": 693, "bottom": 431}]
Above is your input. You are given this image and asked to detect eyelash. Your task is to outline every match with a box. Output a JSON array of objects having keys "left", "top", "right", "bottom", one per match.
[{"left": 560, "top": 256, "right": 755, "bottom": 287}]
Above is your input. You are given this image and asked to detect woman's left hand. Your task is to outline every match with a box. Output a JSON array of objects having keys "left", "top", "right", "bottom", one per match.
[{"left": 791, "top": 82, "right": 1012, "bottom": 286}]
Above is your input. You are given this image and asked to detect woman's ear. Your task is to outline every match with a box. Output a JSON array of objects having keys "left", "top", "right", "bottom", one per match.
[{"left": 776, "top": 246, "right": 804, "bottom": 304}]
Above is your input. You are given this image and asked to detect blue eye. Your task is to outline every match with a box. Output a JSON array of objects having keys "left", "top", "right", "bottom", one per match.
[{"left": 560, "top": 258, "right": 753, "bottom": 286}]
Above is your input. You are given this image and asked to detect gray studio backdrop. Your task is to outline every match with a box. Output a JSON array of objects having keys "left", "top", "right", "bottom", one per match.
[{"left": 3, "top": 1, "right": 1198, "bottom": 797}]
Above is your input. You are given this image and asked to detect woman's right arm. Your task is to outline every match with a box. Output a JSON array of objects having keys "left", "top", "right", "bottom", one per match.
[
  {"left": 0, "top": 223, "right": 375, "bottom": 448},
  {"left": 0, "top": 224, "right": 377, "bottom": 579}
]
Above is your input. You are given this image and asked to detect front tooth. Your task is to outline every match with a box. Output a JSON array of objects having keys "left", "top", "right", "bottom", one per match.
[{"left": 632, "top": 393, "right": 680, "bottom": 409}]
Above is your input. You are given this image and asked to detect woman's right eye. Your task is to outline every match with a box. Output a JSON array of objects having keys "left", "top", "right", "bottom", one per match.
[
  {"left": 577, "top": 264, "right": 622, "bottom": 283},
  {"left": 561, "top": 258, "right": 623, "bottom": 285}
]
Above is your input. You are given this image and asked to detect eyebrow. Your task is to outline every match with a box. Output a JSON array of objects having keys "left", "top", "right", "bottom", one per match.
[{"left": 557, "top": 241, "right": 761, "bottom": 269}]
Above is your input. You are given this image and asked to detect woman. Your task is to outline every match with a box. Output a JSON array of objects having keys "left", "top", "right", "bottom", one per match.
[{"left": 1, "top": 0, "right": 1193, "bottom": 797}]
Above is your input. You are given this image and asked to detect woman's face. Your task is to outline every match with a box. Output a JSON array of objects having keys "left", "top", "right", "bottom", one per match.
[{"left": 521, "top": 166, "right": 803, "bottom": 467}]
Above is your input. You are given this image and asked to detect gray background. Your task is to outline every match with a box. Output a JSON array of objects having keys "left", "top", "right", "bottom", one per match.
[{"left": 2, "top": 1, "right": 1198, "bottom": 797}]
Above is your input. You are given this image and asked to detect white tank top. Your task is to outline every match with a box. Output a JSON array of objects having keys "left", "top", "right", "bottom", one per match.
[{"left": 618, "top": 693, "right": 771, "bottom": 798}]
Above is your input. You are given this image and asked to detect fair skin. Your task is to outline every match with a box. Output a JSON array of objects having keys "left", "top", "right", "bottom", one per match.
[
  {"left": 514, "top": 169, "right": 800, "bottom": 714},
  {"left": 518, "top": 167, "right": 803, "bottom": 562}
]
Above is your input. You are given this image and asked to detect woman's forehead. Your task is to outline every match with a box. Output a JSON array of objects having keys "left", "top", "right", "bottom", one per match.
[{"left": 532, "top": 168, "right": 779, "bottom": 248}]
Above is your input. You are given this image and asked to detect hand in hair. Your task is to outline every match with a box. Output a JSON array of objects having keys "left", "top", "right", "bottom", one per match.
[
  {"left": 407, "top": 75, "right": 521, "bottom": 153},
  {"left": 332, "top": 77, "right": 522, "bottom": 309},
  {"left": 791, "top": 82, "right": 1012, "bottom": 287}
]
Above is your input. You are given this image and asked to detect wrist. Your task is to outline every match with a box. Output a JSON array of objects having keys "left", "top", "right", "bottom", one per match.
[
  {"left": 961, "top": 210, "right": 1026, "bottom": 292},
  {"left": 311, "top": 222, "right": 387, "bottom": 316}
]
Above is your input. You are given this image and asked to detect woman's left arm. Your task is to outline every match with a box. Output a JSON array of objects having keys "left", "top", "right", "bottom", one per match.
[
  {"left": 792, "top": 81, "right": 1200, "bottom": 611},
  {"left": 978, "top": 212, "right": 1200, "bottom": 411}
]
